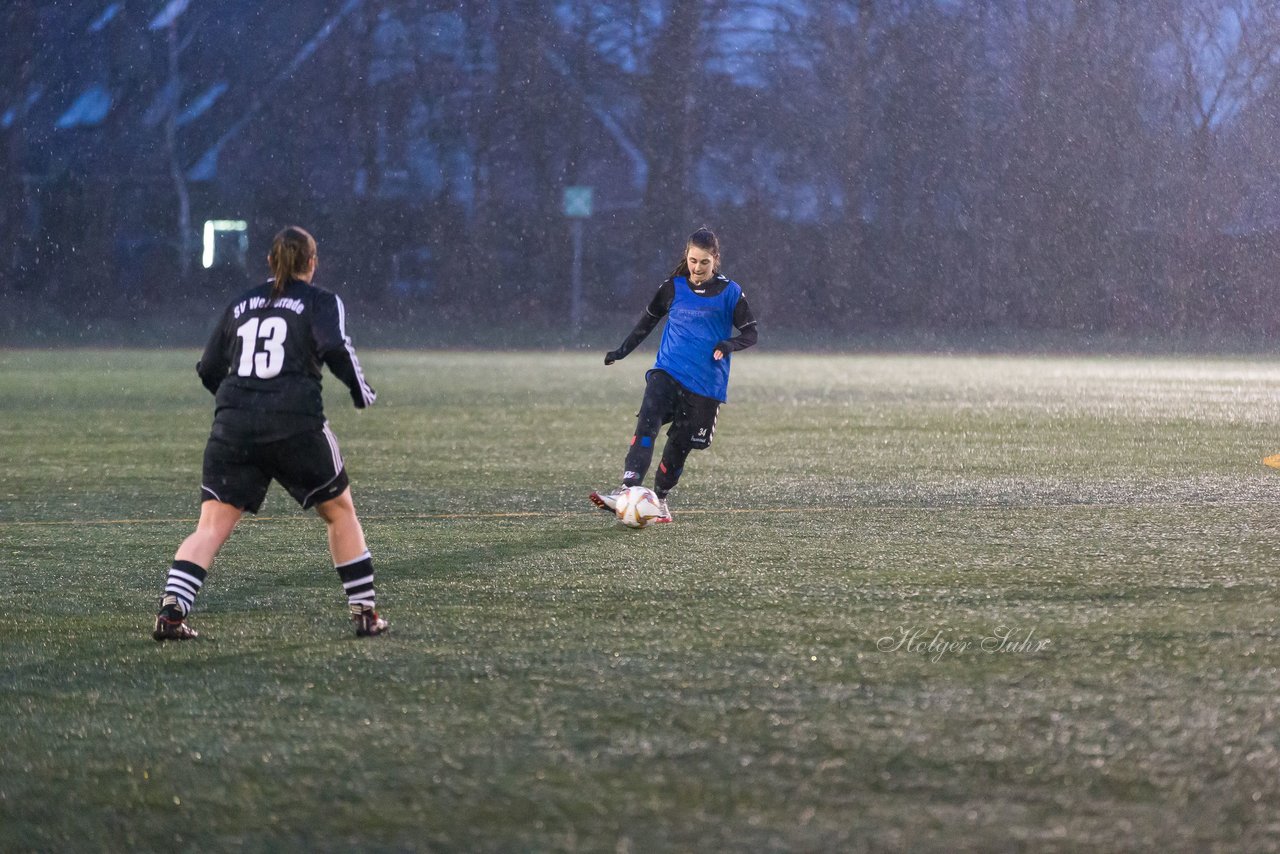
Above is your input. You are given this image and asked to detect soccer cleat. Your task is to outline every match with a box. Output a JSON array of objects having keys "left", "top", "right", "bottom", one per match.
[
  {"left": 153, "top": 596, "right": 198, "bottom": 641},
  {"left": 653, "top": 497, "right": 673, "bottom": 523},
  {"left": 589, "top": 487, "right": 626, "bottom": 513},
  {"left": 351, "top": 604, "right": 389, "bottom": 637},
  {"left": 153, "top": 615, "right": 198, "bottom": 640}
]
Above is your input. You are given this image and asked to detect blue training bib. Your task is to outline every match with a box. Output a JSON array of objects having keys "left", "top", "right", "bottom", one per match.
[{"left": 653, "top": 276, "right": 741, "bottom": 402}]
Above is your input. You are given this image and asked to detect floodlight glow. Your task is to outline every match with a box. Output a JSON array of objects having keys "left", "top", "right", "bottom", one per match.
[{"left": 202, "top": 219, "right": 248, "bottom": 268}]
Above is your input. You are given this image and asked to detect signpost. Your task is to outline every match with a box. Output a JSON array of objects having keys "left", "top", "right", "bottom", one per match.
[{"left": 563, "top": 186, "right": 593, "bottom": 339}]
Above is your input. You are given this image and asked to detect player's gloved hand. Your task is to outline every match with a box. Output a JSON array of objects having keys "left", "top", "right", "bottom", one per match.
[
  {"left": 605, "top": 350, "right": 623, "bottom": 365},
  {"left": 712, "top": 341, "right": 734, "bottom": 360}
]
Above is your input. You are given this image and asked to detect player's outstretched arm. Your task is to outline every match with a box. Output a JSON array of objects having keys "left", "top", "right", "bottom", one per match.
[
  {"left": 606, "top": 313, "right": 660, "bottom": 365},
  {"left": 606, "top": 280, "right": 674, "bottom": 365}
]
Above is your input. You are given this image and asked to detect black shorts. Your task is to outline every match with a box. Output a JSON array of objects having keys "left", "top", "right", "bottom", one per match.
[
  {"left": 639, "top": 370, "right": 721, "bottom": 450},
  {"left": 200, "top": 422, "right": 349, "bottom": 513}
]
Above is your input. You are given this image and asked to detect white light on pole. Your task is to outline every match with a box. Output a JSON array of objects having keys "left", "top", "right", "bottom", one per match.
[
  {"left": 203, "top": 219, "right": 248, "bottom": 269},
  {"left": 563, "top": 187, "right": 593, "bottom": 339}
]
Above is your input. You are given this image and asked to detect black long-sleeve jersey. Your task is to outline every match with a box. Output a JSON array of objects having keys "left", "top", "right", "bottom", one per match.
[
  {"left": 197, "top": 278, "right": 376, "bottom": 443},
  {"left": 612, "top": 273, "right": 758, "bottom": 360}
]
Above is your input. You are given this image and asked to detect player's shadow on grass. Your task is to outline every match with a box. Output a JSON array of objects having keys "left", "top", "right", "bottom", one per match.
[{"left": 382, "top": 524, "right": 623, "bottom": 579}]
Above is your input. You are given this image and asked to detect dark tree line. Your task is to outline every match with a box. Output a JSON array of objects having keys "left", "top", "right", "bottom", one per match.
[{"left": 5, "top": 0, "right": 1280, "bottom": 344}]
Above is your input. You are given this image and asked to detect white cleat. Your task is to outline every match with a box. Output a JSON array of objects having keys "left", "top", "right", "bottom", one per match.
[
  {"left": 653, "top": 497, "right": 673, "bottom": 523},
  {"left": 589, "top": 487, "right": 625, "bottom": 513}
]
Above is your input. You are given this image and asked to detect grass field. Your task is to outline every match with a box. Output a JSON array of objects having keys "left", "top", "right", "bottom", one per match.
[{"left": 4, "top": 349, "right": 1280, "bottom": 852}]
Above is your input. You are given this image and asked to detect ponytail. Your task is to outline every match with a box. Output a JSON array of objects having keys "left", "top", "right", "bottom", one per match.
[{"left": 267, "top": 226, "right": 317, "bottom": 303}]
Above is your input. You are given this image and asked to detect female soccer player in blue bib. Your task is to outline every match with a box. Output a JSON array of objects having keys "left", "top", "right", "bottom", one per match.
[{"left": 590, "top": 227, "right": 758, "bottom": 522}]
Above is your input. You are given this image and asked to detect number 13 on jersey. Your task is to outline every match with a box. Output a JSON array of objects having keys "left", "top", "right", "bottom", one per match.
[{"left": 236, "top": 317, "right": 288, "bottom": 378}]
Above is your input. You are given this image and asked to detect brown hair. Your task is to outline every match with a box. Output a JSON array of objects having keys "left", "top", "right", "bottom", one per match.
[
  {"left": 267, "top": 226, "right": 317, "bottom": 302},
  {"left": 670, "top": 226, "right": 720, "bottom": 278}
]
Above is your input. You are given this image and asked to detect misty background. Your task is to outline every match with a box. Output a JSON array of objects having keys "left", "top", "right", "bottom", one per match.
[{"left": 4, "top": 0, "right": 1280, "bottom": 349}]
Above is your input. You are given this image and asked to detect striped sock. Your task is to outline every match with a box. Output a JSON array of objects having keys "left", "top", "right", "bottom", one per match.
[
  {"left": 336, "top": 552, "right": 376, "bottom": 610},
  {"left": 163, "top": 560, "right": 207, "bottom": 616}
]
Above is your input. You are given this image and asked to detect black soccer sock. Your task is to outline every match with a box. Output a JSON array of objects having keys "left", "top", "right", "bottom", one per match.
[
  {"left": 653, "top": 442, "right": 691, "bottom": 497},
  {"left": 163, "top": 560, "right": 207, "bottom": 616},
  {"left": 336, "top": 552, "right": 376, "bottom": 610},
  {"left": 622, "top": 433, "right": 658, "bottom": 487}
]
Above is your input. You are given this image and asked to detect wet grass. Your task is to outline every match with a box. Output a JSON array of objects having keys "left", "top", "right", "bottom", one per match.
[{"left": 3, "top": 349, "right": 1280, "bottom": 851}]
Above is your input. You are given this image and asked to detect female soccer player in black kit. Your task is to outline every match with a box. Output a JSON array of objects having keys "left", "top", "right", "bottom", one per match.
[
  {"left": 152, "top": 226, "right": 387, "bottom": 640},
  {"left": 590, "top": 227, "right": 758, "bottom": 522}
]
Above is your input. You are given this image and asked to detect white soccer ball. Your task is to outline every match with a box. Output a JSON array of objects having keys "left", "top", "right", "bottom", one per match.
[{"left": 615, "top": 485, "right": 662, "bottom": 529}]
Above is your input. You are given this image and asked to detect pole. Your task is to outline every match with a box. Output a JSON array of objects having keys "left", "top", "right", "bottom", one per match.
[
  {"left": 570, "top": 217, "right": 584, "bottom": 340},
  {"left": 166, "top": 19, "right": 191, "bottom": 277}
]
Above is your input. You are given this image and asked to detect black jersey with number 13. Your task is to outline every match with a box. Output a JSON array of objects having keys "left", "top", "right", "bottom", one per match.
[{"left": 196, "top": 278, "right": 377, "bottom": 443}]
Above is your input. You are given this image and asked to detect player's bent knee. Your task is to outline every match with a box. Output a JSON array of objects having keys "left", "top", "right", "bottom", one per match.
[
  {"left": 632, "top": 433, "right": 658, "bottom": 450},
  {"left": 196, "top": 500, "right": 242, "bottom": 536},
  {"left": 667, "top": 439, "right": 693, "bottom": 455},
  {"left": 314, "top": 488, "right": 356, "bottom": 523}
]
